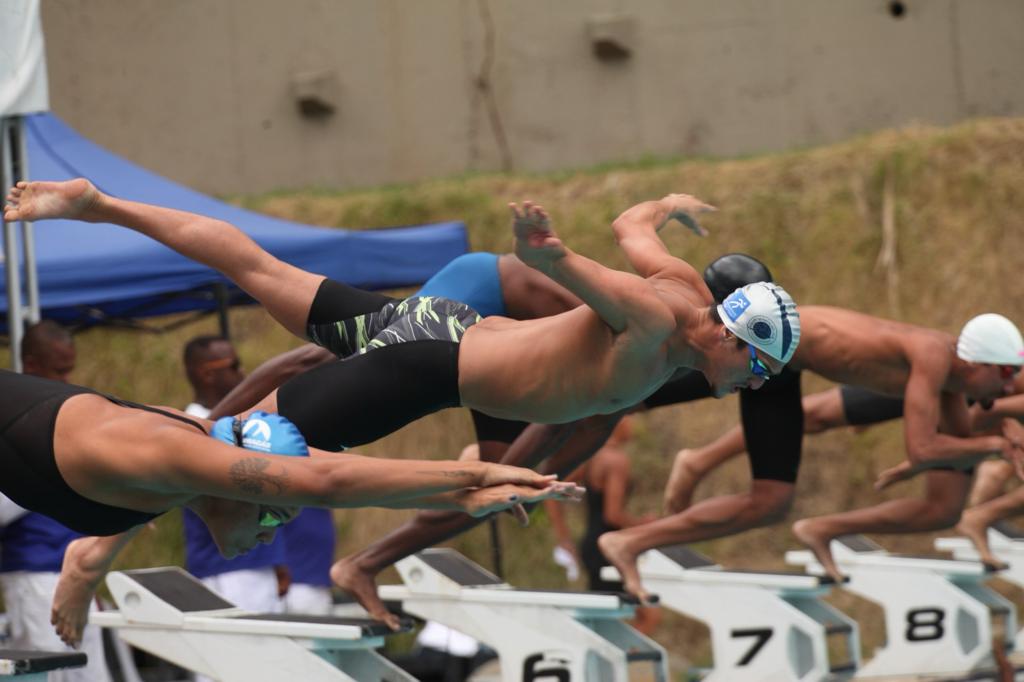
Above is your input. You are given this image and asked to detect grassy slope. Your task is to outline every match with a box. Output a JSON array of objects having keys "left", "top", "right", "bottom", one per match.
[{"left": 10, "top": 117, "right": 1022, "bottom": 665}]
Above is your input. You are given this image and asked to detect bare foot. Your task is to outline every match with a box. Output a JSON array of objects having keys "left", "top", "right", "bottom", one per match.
[
  {"left": 957, "top": 516, "right": 1008, "bottom": 571},
  {"left": 598, "top": 531, "right": 656, "bottom": 605},
  {"left": 52, "top": 537, "right": 108, "bottom": 647},
  {"left": 664, "top": 449, "right": 701, "bottom": 514},
  {"left": 330, "top": 555, "right": 400, "bottom": 631},
  {"left": 4, "top": 179, "right": 100, "bottom": 223},
  {"left": 792, "top": 519, "right": 846, "bottom": 584}
]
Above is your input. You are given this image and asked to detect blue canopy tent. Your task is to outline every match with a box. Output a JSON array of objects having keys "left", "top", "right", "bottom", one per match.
[{"left": 0, "top": 113, "right": 469, "bottom": 333}]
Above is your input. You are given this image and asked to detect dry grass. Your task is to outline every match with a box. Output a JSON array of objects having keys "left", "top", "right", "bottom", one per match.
[{"left": 6, "top": 116, "right": 1023, "bottom": 665}]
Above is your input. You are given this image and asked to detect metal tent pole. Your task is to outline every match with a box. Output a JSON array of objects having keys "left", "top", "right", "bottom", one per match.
[
  {"left": 12, "top": 116, "right": 39, "bottom": 325},
  {"left": 1, "top": 117, "right": 24, "bottom": 371},
  {"left": 213, "top": 282, "right": 231, "bottom": 339}
]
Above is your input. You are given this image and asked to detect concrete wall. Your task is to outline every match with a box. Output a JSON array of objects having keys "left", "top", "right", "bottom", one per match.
[{"left": 39, "top": 0, "right": 1024, "bottom": 195}]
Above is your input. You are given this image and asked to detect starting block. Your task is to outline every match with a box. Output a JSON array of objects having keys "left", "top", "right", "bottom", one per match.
[
  {"left": 786, "top": 535, "right": 1014, "bottom": 678},
  {"left": 936, "top": 521, "right": 1024, "bottom": 648},
  {"left": 602, "top": 545, "right": 858, "bottom": 681},
  {"left": 0, "top": 650, "right": 86, "bottom": 681},
  {"left": 378, "top": 548, "right": 668, "bottom": 682},
  {"left": 90, "top": 567, "right": 415, "bottom": 682}
]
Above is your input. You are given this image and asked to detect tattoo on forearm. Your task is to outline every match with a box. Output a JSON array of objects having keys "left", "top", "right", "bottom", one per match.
[{"left": 229, "top": 458, "right": 289, "bottom": 496}]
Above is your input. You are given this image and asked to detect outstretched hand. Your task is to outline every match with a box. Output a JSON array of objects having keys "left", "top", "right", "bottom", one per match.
[
  {"left": 510, "top": 200, "right": 565, "bottom": 271},
  {"left": 478, "top": 462, "right": 559, "bottom": 489},
  {"left": 661, "top": 193, "right": 716, "bottom": 237},
  {"left": 460, "top": 480, "right": 586, "bottom": 526}
]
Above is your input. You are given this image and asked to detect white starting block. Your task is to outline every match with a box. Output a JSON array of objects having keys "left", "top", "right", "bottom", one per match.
[
  {"left": 90, "top": 567, "right": 415, "bottom": 682},
  {"left": 602, "top": 544, "right": 858, "bottom": 681},
  {"left": 378, "top": 548, "right": 668, "bottom": 682},
  {"left": 936, "top": 520, "right": 1024, "bottom": 648},
  {"left": 786, "top": 534, "right": 1015, "bottom": 679},
  {"left": 0, "top": 650, "right": 86, "bottom": 681}
]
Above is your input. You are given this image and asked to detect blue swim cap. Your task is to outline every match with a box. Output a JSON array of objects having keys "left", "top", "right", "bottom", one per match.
[{"left": 210, "top": 411, "right": 309, "bottom": 457}]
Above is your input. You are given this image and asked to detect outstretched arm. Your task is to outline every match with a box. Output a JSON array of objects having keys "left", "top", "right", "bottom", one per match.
[
  {"left": 368, "top": 482, "right": 584, "bottom": 524},
  {"left": 903, "top": 363, "right": 1011, "bottom": 467},
  {"left": 510, "top": 201, "right": 673, "bottom": 334},
  {"left": 209, "top": 344, "right": 335, "bottom": 419},
  {"left": 611, "top": 194, "right": 715, "bottom": 296},
  {"left": 877, "top": 355, "right": 1022, "bottom": 489},
  {"left": 96, "top": 418, "right": 579, "bottom": 512},
  {"left": 5, "top": 179, "right": 321, "bottom": 338}
]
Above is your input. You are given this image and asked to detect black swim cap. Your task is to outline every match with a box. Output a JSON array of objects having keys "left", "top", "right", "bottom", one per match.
[{"left": 703, "top": 253, "right": 774, "bottom": 304}]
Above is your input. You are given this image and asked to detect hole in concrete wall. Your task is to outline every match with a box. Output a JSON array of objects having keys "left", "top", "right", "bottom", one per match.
[
  {"left": 586, "top": 14, "right": 635, "bottom": 62},
  {"left": 888, "top": 1, "right": 907, "bottom": 19}
]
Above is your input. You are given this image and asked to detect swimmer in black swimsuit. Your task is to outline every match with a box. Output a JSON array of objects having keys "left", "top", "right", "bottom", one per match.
[{"left": 0, "top": 370, "right": 580, "bottom": 646}]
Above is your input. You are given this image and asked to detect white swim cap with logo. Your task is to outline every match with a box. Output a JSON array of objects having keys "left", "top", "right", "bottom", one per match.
[
  {"left": 956, "top": 313, "right": 1024, "bottom": 365},
  {"left": 717, "top": 282, "right": 801, "bottom": 363}
]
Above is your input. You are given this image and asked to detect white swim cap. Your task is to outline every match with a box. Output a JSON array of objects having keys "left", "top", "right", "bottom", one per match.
[
  {"left": 717, "top": 282, "right": 800, "bottom": 364},
  {"left": 957, "top": 314, "right": 1024, "bottom": 365}
]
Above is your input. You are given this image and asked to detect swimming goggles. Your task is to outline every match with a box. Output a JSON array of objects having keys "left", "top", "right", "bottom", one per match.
[{"left": 749, "top": 345, "right": 771, "bottom": 380}]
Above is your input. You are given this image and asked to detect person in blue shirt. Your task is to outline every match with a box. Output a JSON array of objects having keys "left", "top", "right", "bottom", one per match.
[
  {"left": 0, "top": 321, "right": 112, "bottom": 682},
  {"left": 278, "top": 509, "right": 336, "bottom": 615}
]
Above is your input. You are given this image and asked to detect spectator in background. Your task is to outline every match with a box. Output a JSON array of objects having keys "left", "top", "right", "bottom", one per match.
[
  {"left": 278, "top": 509, "right": 336, "bottom": 615},
  {"left": 181, "top": 335, "right": 288, "bottom": 682},
  {"left": 191, "top": 336, "right": 336, "bottom": 616},
  {"left": 0, "top": 321, "right": 111, "bottom": 681},
  {"left": 21, "top": 319, "right": 76, "bottom": 382},
  {"left": 182, "top": 335, "right": 244, "bottom": 419}
]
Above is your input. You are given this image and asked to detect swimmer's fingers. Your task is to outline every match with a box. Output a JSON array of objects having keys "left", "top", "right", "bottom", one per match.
[
  {"left": 461, "top": 485, "right": 530, "bottom": 519},
  {"left": 665, "top": 192, "right": 717, "bottom": 214},
  {"left": 547, "top": 481, "right": 586, "bottom": 502},
  {"left": 874, "top": 460, "right": 915, "bottom": 491},
  {"left": 508, "top": 503, "right": 530, "bottom": 526},
  {"left": 478, "top": 463, "right": 558, "bottom": 489},
  {"left": 664, "top": 193, "right": 716, "bottom": 237},
  {"left": 675, "top": 213, "right": 709, "bottom": 237},
  {"left": 508, "top": 482, "right": 582, "bottom": 504}
]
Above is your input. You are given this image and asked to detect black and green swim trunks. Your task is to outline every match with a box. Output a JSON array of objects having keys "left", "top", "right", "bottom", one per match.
[
  {"left": 276, "top": 278, "right": 482, "bottom": 450},
  {"left": 308, "top": 292, "right": 481, "bottom": 357}
]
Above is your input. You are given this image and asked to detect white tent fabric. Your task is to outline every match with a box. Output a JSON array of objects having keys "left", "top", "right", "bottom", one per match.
[{"left": 0, "top": 0, "right": 48, "bottom": 117}]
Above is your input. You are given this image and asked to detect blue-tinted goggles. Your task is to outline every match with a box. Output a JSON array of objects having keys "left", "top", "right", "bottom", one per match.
[{"left": 748, "top": 345, "right": 771, "bottom": 379}]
